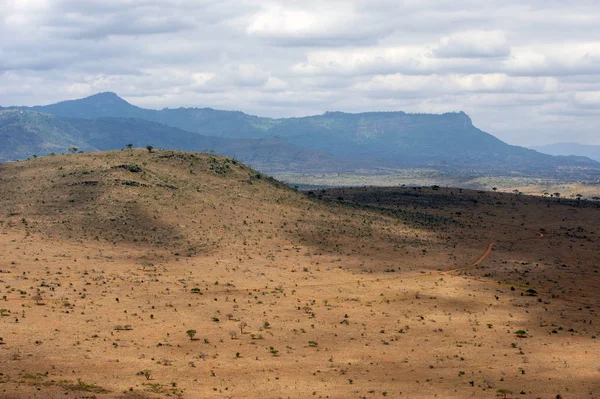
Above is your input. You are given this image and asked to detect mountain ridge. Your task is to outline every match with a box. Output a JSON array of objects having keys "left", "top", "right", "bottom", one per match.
[
  {"left": 2, "top": 92, "right": 599, "bottom": 178},
  {"left": 531, "top": 142, "right": 600, "bottom": 162},
  {"left": 0, "top": 108, "right": 396, "bottom": 173}
]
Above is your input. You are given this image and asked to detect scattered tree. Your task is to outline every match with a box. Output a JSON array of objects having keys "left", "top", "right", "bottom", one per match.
[
  {"left": 186, "top": 329, "right": 197, "bottom": 340},
  {"left": 515, "top": 329, "right": 528, "bottom": 338},
  {"left": 142, "top": 369, "right": 151, "bottom": 380}
]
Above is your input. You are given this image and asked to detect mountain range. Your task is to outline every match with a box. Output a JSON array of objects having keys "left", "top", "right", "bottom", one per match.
[
  {"left": 531, "top": 143, "right": 600, "bottom": 162},
  {"left": 1, "top": 92, "right": 598, "bottom": 178}
]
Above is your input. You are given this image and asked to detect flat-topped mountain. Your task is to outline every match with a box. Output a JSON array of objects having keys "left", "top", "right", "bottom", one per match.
[{"left": 2, "top": 92, "right": 598, "bottom": 178}]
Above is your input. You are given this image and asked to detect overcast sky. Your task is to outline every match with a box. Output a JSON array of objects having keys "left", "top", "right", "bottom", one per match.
[{"left": 1, "top": 0, "right": 599, "bottom": 146}]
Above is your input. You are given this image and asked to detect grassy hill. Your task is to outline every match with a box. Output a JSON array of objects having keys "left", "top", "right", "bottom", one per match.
[{"left": 0, "top": 149, "right": 410, "bottom": 260}]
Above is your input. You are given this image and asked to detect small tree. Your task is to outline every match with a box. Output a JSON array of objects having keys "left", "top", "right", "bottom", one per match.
[
  {"left": 515, "top": 329, "right": 528, "bottom": 338},
  {"left": 126, "top": 143, "right": 133, "bottom": 149},
  {"left": 146, "top": 145, "right": 154, "bottom": 153},
  {"left": 186, "top": 329, "right": 197, "bottom": 340},
  {"left": 68, "top": 147, "right": 78, "bottom": 154},
  {"left": 239, "top": 321, "right": 247, "bottom": 334},
  {"left": 142, "top": 369, "right": 151, "bottom": 380}
]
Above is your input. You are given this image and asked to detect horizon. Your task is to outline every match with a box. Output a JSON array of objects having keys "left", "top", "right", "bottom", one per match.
[{"left": 2, "top": 1, "right": 600, "bottom": 146}]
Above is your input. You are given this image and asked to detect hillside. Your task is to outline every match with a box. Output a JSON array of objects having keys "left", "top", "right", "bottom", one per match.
[
  {"left": 0, "top": 109, "right": 389, "bottom": 173},
  {"left": 531, "top": 142, "right": 600, "bottom": 162},
  {"left": 0, "top": 150, "right": 598, "bottom": 398},
  {"left": 10, "top": 92, "right": 599, "bottom": 177}
]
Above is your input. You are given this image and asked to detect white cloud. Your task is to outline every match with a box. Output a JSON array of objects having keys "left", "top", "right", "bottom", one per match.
[
  {"left": 246, "top": 3, "right": 394, "bottom": 46},
  {"left": 506, "top": 43, "right": 600, "bottom": 76},
  {"left": 352, "top": 73, "right": 560, "bottom": 96},
  {"left": 434, "top": 30, "right": 510, "bottom": 58}
]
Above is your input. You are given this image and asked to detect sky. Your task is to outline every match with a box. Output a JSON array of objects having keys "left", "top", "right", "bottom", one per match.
[{"left": 1, "top": 0, "right": 599, "bottom": 146}]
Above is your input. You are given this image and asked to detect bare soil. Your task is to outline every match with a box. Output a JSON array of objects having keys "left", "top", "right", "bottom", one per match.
[{"left": 0, "top": 150, "right": 598, "bottom": 398}]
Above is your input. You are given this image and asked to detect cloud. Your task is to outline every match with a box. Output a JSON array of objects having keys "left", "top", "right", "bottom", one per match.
[
  {"left": 506, "top": 43, "right": 600, "bottom": 76},
  {"left": 1, "top": 0, "right": 600, "bottom": 146},
  {"left": 246, "top": 3, "right": 394, "bottom": 46},
  {"left": 352, "top": 73, "right": 559, "bottom": 97},
  {"left": 434, "top": 30, "right": 511, "bottom": 59}
]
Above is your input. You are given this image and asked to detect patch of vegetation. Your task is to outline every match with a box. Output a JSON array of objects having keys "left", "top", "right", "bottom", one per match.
[
  {"left": 120, "top": 180, "right": 148, "bottom": 187},
  {"left": 114, "top": 164, "right": 142, "bottom": 173},
  {"left": 143, "top": 382, "right": 182, "bottom": 399},
  {"left": 51, "top": 379, "right": 110, "bottom": 394},
  {"left": 114, "top": 324, "right": 133, "bottom": 331}
]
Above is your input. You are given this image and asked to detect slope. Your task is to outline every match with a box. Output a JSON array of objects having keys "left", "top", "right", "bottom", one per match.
[{"left": 0, "top": 150, "right": 598, "bottom": 398}]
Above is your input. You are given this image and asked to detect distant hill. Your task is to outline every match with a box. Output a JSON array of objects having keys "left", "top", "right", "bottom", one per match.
[
  {"left": 0, "top": 109, "right": 389, "bottom": 173},
  {"left": 531, "top": 142, "right": 600, "bottom": 162},
  {"left": 32, "top": 92, "right": 271, "bottom": 139},
  {"left": 2, "top": 92, "right": 599, "bottom": 178}
]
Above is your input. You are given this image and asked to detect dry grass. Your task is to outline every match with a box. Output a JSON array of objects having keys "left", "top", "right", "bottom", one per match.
[{"left": 0, "top": 149, "right": 598, "bottom": 398}]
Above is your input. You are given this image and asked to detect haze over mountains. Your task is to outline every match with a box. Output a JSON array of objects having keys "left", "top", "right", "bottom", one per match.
[
  {"left": 1, "top": 92, "right": 598, "bottom": 178},
  {"left": 531, "top": 143, "right": 600, "bottom": 162}
]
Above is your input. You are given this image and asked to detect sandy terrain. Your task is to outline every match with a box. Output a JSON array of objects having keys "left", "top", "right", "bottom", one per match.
[{"left": 0, "top": 150, "right": 598, "bottom": 398}]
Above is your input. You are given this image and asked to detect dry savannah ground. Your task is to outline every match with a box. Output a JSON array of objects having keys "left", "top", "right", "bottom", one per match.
[{"left": 0, "top": 149, "right": 598, "bottom": 399}]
